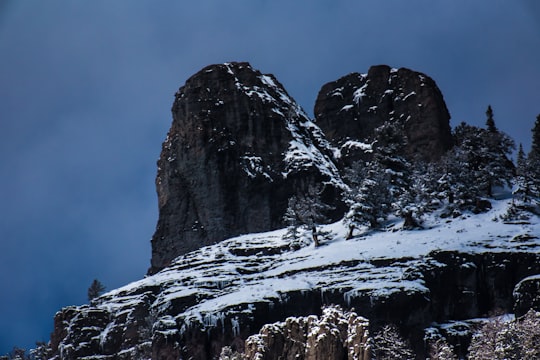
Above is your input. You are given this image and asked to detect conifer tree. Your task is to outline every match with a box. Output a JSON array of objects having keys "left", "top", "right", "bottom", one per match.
[
  {"left": 517, "top": 143, "right": 527, "bottom": 173},
  {"left": 486, "top": 105, "right": 497, "bottom": 133},
  {"left": 429, "top": 338, "right": 458, "bottom": 360},
  {"left": 344, "top": 162, "right": 392, "bottom": 238},
  {"left": 372, "top": 121, "right": 419, "bottom": 225},
  {"left": 88, "top": 279, "right": 106, "bottom": 301},
  {"left": 513, "top": 143, "right": 531, "bottom": 203},
  {"left": 527, "top": 115, "right": 540, "bottom": 199},
  {"left": 529, "top": 114, "right": 540, "bottom": 161},
  {"left": 373, "top": 325, "right": 415, "bottom": 360},
  {"left": 283, "top": 185, "right": 332, "bottom": 247},
  {"left": 517, "top": 115, "right": 540, "bottom": 209},
  {"left": 453, "top": 115, "right": 514, "bottom": 198},
  {"left": 510, "top": 115, "right": 540, "bottom": 211}
]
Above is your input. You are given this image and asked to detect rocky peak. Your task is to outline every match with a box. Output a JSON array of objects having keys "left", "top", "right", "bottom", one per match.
[
  {"left": 151, "top": 62, "right": 342, "bottom": 272},
  {"left": 150, "top": 63, "right": 455, "bottom": 273},
  {"left": 314, "top": 65, "right": 453, "bottom": 163}
]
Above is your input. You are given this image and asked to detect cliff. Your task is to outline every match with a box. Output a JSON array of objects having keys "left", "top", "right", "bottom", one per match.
[
  {"left": 151, "top": 62, "right": 342, "bottom": 272},
  {"left": 150, "top": 62, "right": 452, "bottom": 273},
  {"left": 38, "top": 63, "right": 540, "bottom": 360},
  {"left": 46, "top": 199, "right": 540, "bottom": 359}
]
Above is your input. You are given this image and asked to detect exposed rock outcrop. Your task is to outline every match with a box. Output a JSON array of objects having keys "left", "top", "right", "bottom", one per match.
[
  {"left": 150, "top": 63, "right": 454, "bottom": 273},
  {"left": 151, "top": 62, "right": 342, "bottom": 272},
  {"left": 514, "top": 274, "right": 540, "bottom": 317},
  {"left": 243, "top": 306, "right": 371, "bottom": 360},
  {"left": 314, "top": 65, "right": 453, "bottom": 164}
]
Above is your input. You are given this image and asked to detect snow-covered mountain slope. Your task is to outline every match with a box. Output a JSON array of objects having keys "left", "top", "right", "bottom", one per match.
[{"left": 48, "top": 198, "right": 540, "bottom": 359}]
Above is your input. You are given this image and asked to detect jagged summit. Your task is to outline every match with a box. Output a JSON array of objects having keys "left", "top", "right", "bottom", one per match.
[{"left": 151, "top": 62, "right": 453, "bottom": 273}]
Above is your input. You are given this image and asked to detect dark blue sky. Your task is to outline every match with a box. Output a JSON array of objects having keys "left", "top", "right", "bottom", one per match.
[{"left": 1, "top": 1, "right": 539, "bottom": 354}]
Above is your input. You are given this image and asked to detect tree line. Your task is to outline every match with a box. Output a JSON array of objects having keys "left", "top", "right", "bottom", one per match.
[{"left": 283, "top": 107, "right": 540, "bottom": 245}]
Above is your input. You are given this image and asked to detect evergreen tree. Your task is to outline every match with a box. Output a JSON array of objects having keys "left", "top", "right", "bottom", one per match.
[
  {"left": 453, "top": 118, "right": 514, "bottom": 198},
  {"left": 421, "top": 130, "right": 481, "bottom": 215},
  {"left": 344, "top": 161, "right": 392, "bottom": 238},
  {"left": 429, "top": 338, "right": 458, "bottom": 360},
  {"left": 517, "top": 143, "right": 527, "bottom": 170},
  {"left": 467, "top": 310, "right": 540, "bottom": 360},
  {"left": 373, "top": 121, "right": 411, "bottom": 199},
  {"left": 513, "top": 143, "right": 531, "bottom": 203},
  {"left": 511, "top": 116, "right": 540, "bottom": 212},
  {"left": 87, "top": 279, "right": 106, "bottom": 301},
  {"left": 529, "top": 114, "right": 540, "bottom": 161},
  {"left": 482, "top": 107, "right": 515, "bottom": 196},
  {"left": 373, "top": 121, "right": 420, "bottom": 226},
  {"left": 486, "top": 105, "right": 497, "bottom": 133},
  {"left": 283, "top": 196, "right": 302, "bottom": 241},
  {"left": 527, "top": 114, "right": 540, "bottom": 202},
  {"left": 373, "top": 325, "right": 415, "bottom": 360},
  {"left": 282, "top": 185, "right": 332, "bottom": 247}
]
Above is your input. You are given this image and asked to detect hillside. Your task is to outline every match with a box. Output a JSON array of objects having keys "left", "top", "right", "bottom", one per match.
[
  {"left": 31, "top": 62, "right": 540, "bottom": 359},
  {"left": 45, "top": 196, "right": 540, "bottom": 359}
]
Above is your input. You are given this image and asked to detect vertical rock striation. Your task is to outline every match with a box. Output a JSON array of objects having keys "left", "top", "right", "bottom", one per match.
[
  {"left": 150, "top": 62, "right": 342, "bottom": 272},
  {"left": 150, "top": 63, "right": 454, "bottom": 272}
]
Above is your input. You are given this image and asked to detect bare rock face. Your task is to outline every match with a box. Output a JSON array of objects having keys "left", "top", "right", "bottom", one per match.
[
  {"left": 244, "top": 306, "right": 371, "bottom": 360},
  {"left": 150, "top": 63, "right": 454, "bottom": 272},
  {"left": 151, "top": 62, "right": 341, "bottom": 272},
  {"left": 514, "top": 275, "right": 540, "bottom": 317},
  {"left": 314, "top": 65, "right": 453, "bottom": 163}
]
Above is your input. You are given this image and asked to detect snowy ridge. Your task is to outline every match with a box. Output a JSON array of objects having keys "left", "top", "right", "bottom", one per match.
[{"left": 93, "top": 197, "right": 539, "bottom": 341}]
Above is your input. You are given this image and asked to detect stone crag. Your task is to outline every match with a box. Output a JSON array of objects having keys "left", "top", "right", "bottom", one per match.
[
  {"left": 314, "top": 65, "right": 453, "bottom": 165},
  {"left": 151, "top": 62, "right": 341, "bottom": 272},
  {"left": 150, "top": 62, "right": 453, "bottom": 273},
  {"left": 243, "top": 305, "right": 371, "bottom": 360}
]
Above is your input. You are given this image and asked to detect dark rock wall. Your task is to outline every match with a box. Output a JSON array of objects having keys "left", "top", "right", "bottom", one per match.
[
  {"left": 150, "top": 63, "right": 454, "bottom": 272},
  {"left": 47, "top": 250, "right": 540, "bottom": 360},
  {"left": 314, "top": 65, "right": 453, "bottom": 163},
  {"left": 151, "top": 62, "right": 334, "bottom": 272}
]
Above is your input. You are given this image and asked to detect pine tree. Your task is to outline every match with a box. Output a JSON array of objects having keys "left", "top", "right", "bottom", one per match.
[
  {"left": 513, "top": 144, "right": 531, "bottom": 203},
  {"left": 467, "top": 310, "right": 540, "bottom": 360},
  {"left": 467, "top": 316, "right": 504, "bottom": 360},
  {"left": 527, "top": 114, "right": 540, "bottom": 202},
  {"left": 87, "top": 279, "right": 106, "bottom": 301},
  {"left": 530, "top": 114, "right": 540, "bottom": 161},
  {"left": 344, "top": 161, "right": 392, "bottom": 238},
  {"left": 373, "top": 121, "right": 419, "bottom": 226},
  {"left": 283, "top": 185, "right": 332, "bottom": 247},
  {"left": 486, "top": 105, "right": 497, "bottom": 133},
  {"left": 429, "top": 338, "right": 458, "bottom": 360},
  {"left": 510, "top": 116, "right": 540, "bottom": 212},
  {"left": 453, "top": 118, "right": 514, "bottom": 198},
  {"left": 481, "top": 107, "right": 515, "bottom": 196},
  {"left": 373, "top": 325, "right": 415, "bottom": 360}
]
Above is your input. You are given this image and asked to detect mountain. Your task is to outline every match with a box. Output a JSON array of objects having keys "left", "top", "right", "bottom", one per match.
[
  {"left": 46, "top": 198, "right": 540, "bottom": 359},
  {"left": 36, "top": 63, "right": 540, "bottom": 359},
  {"left": 150, "top": 62, "right": 452, "bottom": 273}
]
